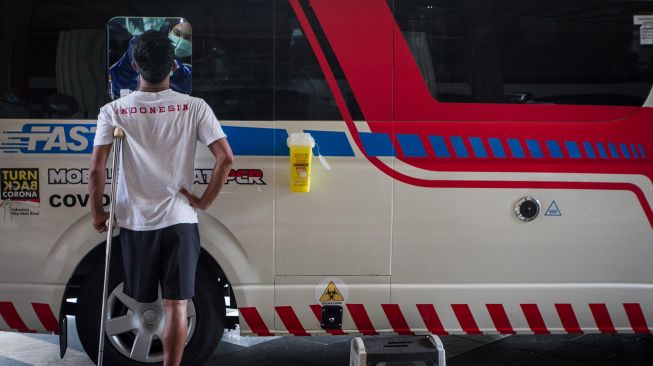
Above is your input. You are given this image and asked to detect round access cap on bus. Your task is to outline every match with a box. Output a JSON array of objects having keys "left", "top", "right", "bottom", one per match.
[{"left": 515, "top": 196, "right": 540, "bottom": 222}]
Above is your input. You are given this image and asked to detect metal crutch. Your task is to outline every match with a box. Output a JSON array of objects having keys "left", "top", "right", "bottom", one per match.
[{"left": 97, "top": 127, "right": 124, "bottom": 366}]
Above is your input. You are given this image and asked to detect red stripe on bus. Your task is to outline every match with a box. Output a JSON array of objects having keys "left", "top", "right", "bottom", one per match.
[
  {"left": 416, "top": 304, "right": 449, "bottom": 335},
  {"left": 486, "top": 304, "right": 515, "bottom": 334},
  {"left": 520, "top": 304, "right": 550, "bottom": 335},
  {"left": 0, "top": 302, "right": 35, "bottom": 333},
  {"left": 589, "top": 304, "right": 617, "bottom": 334},
  {"left": 31, "top": 303, "right": 59, "bottom": 334},
  {"left": 451, "top": 304, "right": 482, "bottom": 335},
  {"left": 346, "top": 304, "right": 378, "bottom": 335},
  {"left": 381, "top": 304, "right": 414, "bottom": 335},
  {"left": 240, "top": 307, "right": 274, "bottom": 336},
  {"left": 275, "top": 306, "right": 309, "bottom": 336},
  {"left": 623, "top": 303, "right": 650, "bottom": 334},
  {"left": 309, "top": 304, "right": 346, "bottom": 335},
  {"left": 555, "top": 304, "right": 583, "bottom": 334}
]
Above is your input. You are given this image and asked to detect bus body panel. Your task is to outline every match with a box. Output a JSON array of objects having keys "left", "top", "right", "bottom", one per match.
[{"left": 2, "top": 0, "right": 653, "bottom": 339}]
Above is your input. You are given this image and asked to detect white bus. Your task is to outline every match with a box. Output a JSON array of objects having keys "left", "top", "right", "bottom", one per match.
[{"left": 1, "top": 0, "right": 652, "bottom": 364}]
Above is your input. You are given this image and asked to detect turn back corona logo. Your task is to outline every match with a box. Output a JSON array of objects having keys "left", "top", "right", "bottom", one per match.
[{"left": 0, "top": 168, "right": 40, "bottom": 220}]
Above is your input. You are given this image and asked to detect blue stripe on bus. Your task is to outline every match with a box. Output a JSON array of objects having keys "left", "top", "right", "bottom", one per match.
[
  {"left": 469, "top": 137, "right": 488, "bottom": 158},
  {"left": 526, "top": 140, "right": 543, "bottom": 158},
  {"left": 583, "top": 142, "right": 596, "bottom": 159},
  {"left": 619, "top": 143, "right": 631, "bottom": 159},
  {"left": 608, "top": 143, "right": 620, "bottom": 158},
  {"left": 397, "top": 134, "right": 427, "bottom": 157},
  {"left": 360, "top": 132, "right": 394, "bottom": 156},
  {"left": 488, "top": 138, "right": 506, "bottom": 158},
  {"left": 596, "top": 143, "right": 608, "bottom": 159},
  {"left": 507, "top": 139, "right": 525, "bottom": 158},
  {"left": 429, "top": 136, "right": 451, "bottom": 158},
  {"left": 6, "top": 123, "right": 650, "bottom": 164},
  {"left": 630, "top": 144, "right": 639, "bottom": 159},
  {"left": 304, "top": 130, "right": 355, "bottom": 157},
  {"left": 564, "top": 141, "right": 581, "bottom": 159},
  {"left": 450, "top": 136, "right": 469, "bottom": 158},
  {"left": 546, "top": 140, "right": 564, "bottom": 158},
  {"left": 222, "top": 126, "right": 289, "bottom": 156}
]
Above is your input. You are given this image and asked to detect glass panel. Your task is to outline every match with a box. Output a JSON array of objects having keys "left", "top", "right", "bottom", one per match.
[
  {"left": 274, "top": 0, "right": 362, "bottom": 120},
  {"left": 1, "top": 0, "right": 273, "bottom": 120},
  {"left": 192, "top": 0, "right": 273, "bottom": 120},
  {"left": 107, "top": 17, "right": 192, "bottom": 99},
  {"left": 1, "top": 2, "right": 107, "bottom": 119},
  {"left": 395, "top": 0, "right": 653, "bottom": 106}
]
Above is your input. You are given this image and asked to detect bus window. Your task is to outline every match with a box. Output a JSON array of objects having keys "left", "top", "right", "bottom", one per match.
[
  {"left": 1, "top": 2, "right": 106, "bottom": 119},
  {"left": 274, "top": 0, "right": 363, "bottom": 120},
  {"left": 1, "top": 0, "right": 273, "bottom": 121},
  {"left": 107, "top": 17, "right": 193, "bottom": 99},
  {"left": 395, "top": 0, "right": 653, "bottom": 106},
  {"left": 191, "top": 0, "right": 273, "bottom": 121}
]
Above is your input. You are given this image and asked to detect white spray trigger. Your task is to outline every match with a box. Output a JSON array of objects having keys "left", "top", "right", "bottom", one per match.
[{"left": 318, "top": 154, "right": 331, "bottom": 171}]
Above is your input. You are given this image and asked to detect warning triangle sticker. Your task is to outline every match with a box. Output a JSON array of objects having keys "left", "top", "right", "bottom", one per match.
[
  {"left": 319, "top": 281, "right": 344, "bottom": 302},
  {"left": 545, "top": 201, "right": 562, "bottom": 216}
]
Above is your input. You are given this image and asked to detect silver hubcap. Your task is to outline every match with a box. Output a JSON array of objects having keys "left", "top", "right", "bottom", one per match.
[{"left": 104, "top": 283, "right": 197, "bottom": 363}]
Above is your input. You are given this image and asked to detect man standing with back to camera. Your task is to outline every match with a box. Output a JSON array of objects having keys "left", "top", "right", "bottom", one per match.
[{"left": 89, "top": 30, "right": 233, "bottom": 365}]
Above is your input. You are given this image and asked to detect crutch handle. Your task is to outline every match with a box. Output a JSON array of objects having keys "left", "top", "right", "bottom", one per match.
[
  {"left": 105, "top": 218, "right": 117, "bottom": 230},
  {"left": 114, "top": 127, "right": 125, "bottom": 139},
  {"left": 103, "top": 127, "right": 123, "bottom": 231}
]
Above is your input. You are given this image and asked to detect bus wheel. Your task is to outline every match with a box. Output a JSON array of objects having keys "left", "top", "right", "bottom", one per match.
[{"left": 76, "top": 260, "right": 225, "bottom": 365}]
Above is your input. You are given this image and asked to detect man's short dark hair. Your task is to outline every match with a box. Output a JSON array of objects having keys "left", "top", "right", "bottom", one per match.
[{"left": 132, "top": 30, "right": 175, "bottom": 84}]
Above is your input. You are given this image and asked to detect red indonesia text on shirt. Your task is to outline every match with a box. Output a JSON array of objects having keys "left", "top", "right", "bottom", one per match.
[{"left": 114, "top": 104, "right": 189, "bottom": 116}]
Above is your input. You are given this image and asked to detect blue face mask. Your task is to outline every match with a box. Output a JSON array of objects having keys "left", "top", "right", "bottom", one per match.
[{"left": 169, "top": 33, "right": 192, "bottom": 58}]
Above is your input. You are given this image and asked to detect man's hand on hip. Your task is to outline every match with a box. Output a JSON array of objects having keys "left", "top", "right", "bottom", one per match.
[
  {"left": 179, "top": 138, "right": 234, "bottom": 212},
  {"left": 180, "top": 188, "right": 208, "bottom": 211}
]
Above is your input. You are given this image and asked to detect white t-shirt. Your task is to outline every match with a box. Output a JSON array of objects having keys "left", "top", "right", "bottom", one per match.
[{"left": 94, "top": 89, "right": 226, "bottom": 231}]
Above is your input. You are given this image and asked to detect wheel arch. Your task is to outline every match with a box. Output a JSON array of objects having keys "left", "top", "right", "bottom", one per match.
[{"left": 57, "top": 214, "right": 248, "bottom": 354}]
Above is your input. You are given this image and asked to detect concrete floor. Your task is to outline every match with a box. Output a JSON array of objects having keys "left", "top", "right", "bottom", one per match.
[{"left": 0, "top": 317, "right": 652, "bottom": 365}]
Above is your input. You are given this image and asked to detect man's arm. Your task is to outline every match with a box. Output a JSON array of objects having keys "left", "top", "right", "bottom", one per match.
[
  {"left": 180, "top": 138, "right": 234, "bottom": 210},
  {"left": 89, "top": 144, "right": 112, "bottom": 232}
]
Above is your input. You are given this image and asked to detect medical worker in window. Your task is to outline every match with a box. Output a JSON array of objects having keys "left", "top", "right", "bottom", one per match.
[{"left": 109, "top": 18, "right": 192, "bottom": 99}]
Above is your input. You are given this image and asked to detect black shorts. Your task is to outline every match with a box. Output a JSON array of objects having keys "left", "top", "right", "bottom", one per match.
[{"left": 120, "top": 223, "right": 200, "bottom": 303}]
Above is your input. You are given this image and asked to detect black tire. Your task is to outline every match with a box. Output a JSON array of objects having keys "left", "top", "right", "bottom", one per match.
[{"left": 76, "top": 247, "right": 225, "bottom": 366}]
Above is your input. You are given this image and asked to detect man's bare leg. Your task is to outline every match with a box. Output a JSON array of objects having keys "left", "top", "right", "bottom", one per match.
[{"left": 162, "top": 299, "right": 188, "bottom": 366}]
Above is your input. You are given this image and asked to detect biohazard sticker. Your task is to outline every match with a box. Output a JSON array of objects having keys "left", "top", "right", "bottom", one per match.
[
  {"left": 315, "top": 277, "right": 348, "bottom": 305},
  {"left": 319, "top": 282, "right": 344, "bottom": 302},
  {"left": 1, "top": 168, "right": 40, "bottom": 220}
]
